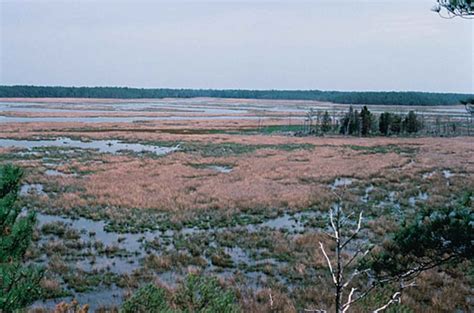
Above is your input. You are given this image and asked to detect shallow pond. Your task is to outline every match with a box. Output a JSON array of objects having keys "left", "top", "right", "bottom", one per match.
[
  {"left": 422, "top": 171, "right": 436, "bottom": 179},
  {"left": 361, "top": 185, "right": 374, "bottom": 203},
  {"left": 0, "top": 115, "right": 268, "bottom": 123},
  {"left": 20, "top": 183, "right": 46, "bottom": 196},
  {"left": 330, "top": 177, "right": 354, "bottom": 190},
  {"left": 0, "top": 137, "right": 179, "bottom": 155},
  {"left": 408, "top": 192, "right": 429, "bottom": 206},
  {"left": 443, "top": 169, "right": 454, "bottom": 178},
  {"left": 24, "top": 204, "right": 349, "bottom": 311},
  {"left": 31, "top": 285, "right": 125, "bottom": 312},
  {"left": 206, "top": 165, "right": 233, "bottom": 173}
]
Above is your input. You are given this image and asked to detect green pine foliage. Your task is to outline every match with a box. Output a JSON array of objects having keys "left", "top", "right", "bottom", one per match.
[
  {"left": 367, "top": 192, "right": 474, "bottom": 279},
  {"left": 340, "top": 106, "right": 361, "bottom": 135},
  {"left": 379, "top": 112, "right": 392, "bottom": 135},
  {"left": 174, "top": 274, "right": 239, "bottom": 313},
  {"left": 360, "top": 105, "right": 372, "bottom": 136},
  {"left": 321, "top": 111, "right": 332, "bottom": 133},
  {"left": 403, "top": 111, "right": 421, "bottom": 134},
  {"left": 121, "top": 284, "right": 173, "bottom": 313},
  {"left": 121, "top": 274, "right": 239, "bottom": 313},
  {"left": 390, "top": 114, "right": 403, "bottom": 134},
  {"left": 378, "top": 112, "right": 403, "bottom": 136},
  {"left": 0, "top": 164, "right": 43, "bottom": 312},
  {"left": 339, "top": 108, "right": 423, "bottom": 137}
]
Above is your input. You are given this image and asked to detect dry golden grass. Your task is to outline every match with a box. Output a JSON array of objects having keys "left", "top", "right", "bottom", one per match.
[
  {"left": 402, "top": 268, "right": 472, "bottom": 312},
  {"left": 33, "top": 136, "right": 470, "bottom": 213},
  {"left": 6, "top": 122, "right": 471, "bottom": 216},
  {"left": 2, "top": 114, "right": 473, "bottom": 313},
  {"left": 3, "top": 97, "right": 473, "bottom": 313},
  {"left": 43, "top": 145, "right": 403, "bottom": 211}
]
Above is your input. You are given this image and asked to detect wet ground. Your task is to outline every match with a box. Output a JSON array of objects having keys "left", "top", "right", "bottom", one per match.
[
  {"left": 0, "top": 137, "right": 178, "bottom": 155},
  {"left": 0, "top": 98, "right": 470, "bottom": 124},
  {"left": 0, "top": 98, "right": 471, "bottom": 312},
  {"left": 22, "top": 168, "right": 436, "bottom": 311}
]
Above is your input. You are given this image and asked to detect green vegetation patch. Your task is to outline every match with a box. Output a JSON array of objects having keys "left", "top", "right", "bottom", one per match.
[
  {"left": 345, "top": 144, "right": 418, "bottom": 155},
  {"left": 63, "top": 271, "right": 121, "bottom": 293},
  {"left": 181, "top": 141, "right": 314, "bottom": 157},
  {"left": 122, "top": 274, "right": 239, "bottom": 313},
  {"left": 259, "top": 124, "right": 304, "bottom": 134}
]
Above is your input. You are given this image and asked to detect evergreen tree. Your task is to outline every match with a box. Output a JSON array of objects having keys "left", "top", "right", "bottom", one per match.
[
  {"left": 0, "top": 164, "right": 43, "bottom": 312},
  {"left": 369, "top": 193, "right": 473, "bottom": 279},
  {"left": 340, "top": 106, "right": 361, "bottom": 136},
  {"left": 390, "top": 114, "right": 402, "bottom": 134},
  {"left": 404, "top": 111, "right": 420, "bottom": 133},
  {"left": 360, "top": 106, "right": 372, "bottom": 136},
  {"left": 321, "top": 110, "right": 332, "bottom": 133},
  {"left": 379, "top": 112, "right": 392, "bottom": 135},
  {"left": 351, "top": 109, "right": 360, "bottom": 135},
  {"left": 339, "top": 106, "right": 353, "bottom": 135}
]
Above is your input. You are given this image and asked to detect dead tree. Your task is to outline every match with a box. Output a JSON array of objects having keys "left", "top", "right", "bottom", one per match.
[
  {"left": 464, "top": 101, "right": 474, "bottom": 136},
  {"left": 315, "top": 197, "right": 416, "bottom": 313}
]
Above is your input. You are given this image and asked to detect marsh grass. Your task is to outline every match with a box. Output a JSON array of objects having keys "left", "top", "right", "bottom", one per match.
[{"left": 2, "top": 128, "right": 473, "bottom": 311}]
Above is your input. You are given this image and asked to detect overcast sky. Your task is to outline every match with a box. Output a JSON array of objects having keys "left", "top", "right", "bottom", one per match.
[{"left": 1, "top": 0, "right": 472, "bottom": 93}]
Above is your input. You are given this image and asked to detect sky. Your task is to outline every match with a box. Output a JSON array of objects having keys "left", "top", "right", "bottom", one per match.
[{"left": 0, "top": 0, "right": 473, "bottom": 93}]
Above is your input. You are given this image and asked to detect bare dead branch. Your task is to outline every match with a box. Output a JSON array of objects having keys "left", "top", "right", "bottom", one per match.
[
  {"left": 372, "top": 292, "right": 401, "bottom": 313},
  {"left": 342, "top": 269, "right": 369, "bottom": 289},
  {"left": 269, "top": 289, "right": 273, "bottom": 309},
  {"left": 345, "top": 248, "right": 370, "bottom": 269},
  {"left": 341, "top": 211, "right": 363, "bottom": 249},
  {"left": 341, "top": 287, "right": 356, "bottom": 313},
  {"left": 329, "top": 209, "right": 338, "bottom": 239},
  {"left": 319, "top": 241, "right": 337, "bottom": 286},
  {"left": 372, "top": 281, "right": 416, "bottom": 312}
]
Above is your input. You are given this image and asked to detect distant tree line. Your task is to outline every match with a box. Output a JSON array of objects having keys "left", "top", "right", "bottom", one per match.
[{"left": 0, "top": 85, "right": 472, "bottom": 106}]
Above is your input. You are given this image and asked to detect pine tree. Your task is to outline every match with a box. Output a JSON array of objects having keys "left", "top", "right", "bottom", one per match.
[
  {"left": 339, "top": 106, "right": 353, "bottom": 135},
  {"left": 360, "top": 106, "right": 372, "bottom": 136},
  {"left": 390, "top": 114, "right": 402, "bottom": 134},
  {"left": 351, "top": 109, "right": 360, "bottom": 136},
  {"left": 404, "top": 111, "right": 419, "bottom": 134},
  {"left": 340, "top": 106, "right": 361, "bottom": 136},
  {"left": 321, "top": 111, "right": 332, "bottom": 133},
  {"left": 0, "top": 164, "right": 43, "bottom": 312},
  {"left": 379, "top": 112, "right": 391, "bottom": 136}
]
